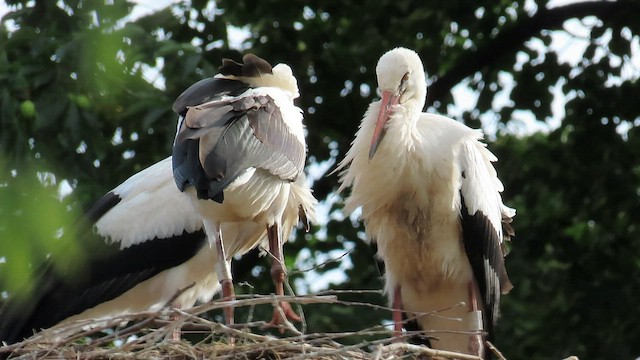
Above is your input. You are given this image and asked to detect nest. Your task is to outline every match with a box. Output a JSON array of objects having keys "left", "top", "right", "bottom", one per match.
[{"left": 1, "top": 292, "right": 494, "bottom": 360}]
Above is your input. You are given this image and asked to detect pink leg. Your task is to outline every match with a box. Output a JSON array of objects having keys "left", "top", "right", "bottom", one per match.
[
  {"left": 266, "top": 223, "right": 300, "bottom": 331},
  {"left": 220, "top": 278, "right": 235, "bottom": 325},
  {"left": 392, "top": 286, "right": 404, "bottom": 341},
  {"left": 213, "top": 226, "right": 235, "bottom": 326},
  {"left": 467, "top": 281, "right": 485, "bottom": 357},
  {"left": 170, "top": 303, "right": 182, "bottom": 341}
]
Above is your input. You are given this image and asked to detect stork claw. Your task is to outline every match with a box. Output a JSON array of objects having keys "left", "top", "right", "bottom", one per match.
[
  {"left": 265, "top": 301, "right": 301, "bottom": 333},
  {"left": 264, "top": 223, "right": 302, "bottom": 334}
]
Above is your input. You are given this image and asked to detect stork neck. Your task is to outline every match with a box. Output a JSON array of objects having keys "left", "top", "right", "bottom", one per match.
[{"left": 395, "top": 98, "right": 423, "bottom": 127}]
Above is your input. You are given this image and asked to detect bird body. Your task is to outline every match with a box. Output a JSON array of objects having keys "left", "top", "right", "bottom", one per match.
[
  {"left": 172, "top": 57, "right": 306, "bottom": 217},
  {"left": 188, "top": 168, "right": 293, "bottom": 228},
  {"left": 337, "top": 48, "right": 513, "bottom": 356},
  {"left": 171, "top": 54, "right": 311, "bottom": 326}
]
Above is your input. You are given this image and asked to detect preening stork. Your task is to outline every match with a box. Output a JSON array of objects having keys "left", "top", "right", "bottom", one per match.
[
  {"left": 0, "top": 54, "right": 315, "bottom": 344},
  {"left": 336, "top": 48, "right": 514, "bottom": 357},
  {"left": 0, "top": 157, "right": 315, "bottom": 345},
  {"left": 171, "top": 53, "right": 310, "bottom": 327}
]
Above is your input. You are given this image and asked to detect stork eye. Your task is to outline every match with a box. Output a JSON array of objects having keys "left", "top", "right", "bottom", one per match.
[{"left": 399, "top": 72, "right": 410, "bottom": 93}]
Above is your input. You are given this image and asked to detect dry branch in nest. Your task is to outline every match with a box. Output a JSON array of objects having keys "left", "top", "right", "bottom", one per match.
[{"left": 1, "top": 291, "right": 492, "bottom": 360}]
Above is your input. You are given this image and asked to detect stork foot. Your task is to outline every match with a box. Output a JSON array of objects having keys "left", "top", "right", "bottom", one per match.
[{"left": 265, "top": 301, "right": 301, "bottom": 333}]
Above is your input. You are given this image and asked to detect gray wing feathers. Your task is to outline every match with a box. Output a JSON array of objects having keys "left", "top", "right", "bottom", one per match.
[
  {"left": 246, "top": 99, "right": 305, "bottom": 179},
  {"left": 174, "top": 94, "right": 305, "bottom": 200}
]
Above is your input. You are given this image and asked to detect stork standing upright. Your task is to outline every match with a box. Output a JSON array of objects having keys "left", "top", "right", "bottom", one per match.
[
  {"left": 171, "top": 54, "right": 309, "bottom": 327},
  {"left": 336, "top": 47, "right": 515, "bottom": 357},
  {"left": 0, "top": 156, "right": 316, "bottom": 345}
]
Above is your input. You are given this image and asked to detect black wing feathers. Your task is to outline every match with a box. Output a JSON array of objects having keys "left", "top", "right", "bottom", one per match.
[
  {"left": 460, "top": 194, "right": 509, "bottom": 341},
  {"left": 172, "top": 139, "right": 221, "bottom": 201},
  {"left": 0, "top": 192, "right": 208, "bottom": 344},
  {"left": 172, "top": 53, "right": 273, "bottom": 116},
  {"left": 85, "top": 191, "right": 121, "bottom": 223},
  {"left": 172, "top": 78, "right": 250, "bottom": 116}
]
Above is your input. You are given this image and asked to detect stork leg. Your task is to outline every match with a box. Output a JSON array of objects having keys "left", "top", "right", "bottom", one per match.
[
  {"left": 266, "top": 223, "right": 301, "bottom": 331},
  {"left": 170, "top": 303, "right": 183, "bottom": 341},
  {"left": 467, "top": 281, "right": 485, "bottom": 357},
  {"left": 171, "top": 327, "right": 181, "bottom": 341},
  {"left": 392, "top": 285, "right": 404, "bottom": 341},
  {"left": 211, "top": 224, "right": 235, "bottom": 327}
]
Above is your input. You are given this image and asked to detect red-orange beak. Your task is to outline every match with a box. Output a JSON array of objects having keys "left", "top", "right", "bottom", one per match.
[{"left": 369, "top": 90, "right": 399, "bottom": 160}]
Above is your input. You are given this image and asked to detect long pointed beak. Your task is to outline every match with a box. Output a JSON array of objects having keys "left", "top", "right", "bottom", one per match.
[{"left": 369, "top": 90, "right": 399, "bottom": 160}]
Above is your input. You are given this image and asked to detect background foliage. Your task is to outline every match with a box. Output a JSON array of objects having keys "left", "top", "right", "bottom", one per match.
[{"left": 1, "top": 0, "right": 639, "bottom": 359}]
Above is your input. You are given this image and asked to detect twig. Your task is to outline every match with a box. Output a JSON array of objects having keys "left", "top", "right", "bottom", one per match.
[
  {"left": 186, "top": 294, "right": 338, "bottom": 315},
  {"left": 289, "top": 249, "right": 354, "bottom": 275},
  {"left": 486, "top": 340, "right": 507, "bottom": 360},
  {"left": 283, "top": 333, "right": 406, "bottom": 360},
  {"left": 380, "top": 343, "right": 483, "bottom": 360},
  {"left": 315, "top": 289, "right": 384, "bottom": 296},
  {"left": 371, "top": 344, "right": 384, "bottom": 360},
  {"left": 284, "top": 277, "right": 308, "bottom": 334}
]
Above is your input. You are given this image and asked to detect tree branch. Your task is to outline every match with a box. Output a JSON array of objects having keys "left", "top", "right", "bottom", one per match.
[{"left": 426, "top": 0, "right": 639, "bottom": 106}]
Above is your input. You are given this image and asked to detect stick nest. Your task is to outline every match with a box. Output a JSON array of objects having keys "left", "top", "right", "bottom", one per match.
[{"left": 1, "top": 291, "right": 495, "bottom": 360}]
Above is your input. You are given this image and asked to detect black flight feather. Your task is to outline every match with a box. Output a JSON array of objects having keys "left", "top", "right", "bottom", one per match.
[
  {"left": 85, "top": 191, "right": 121, "bottom": 222},
  {"left": 173, "top": 54, "right": 273, "bottom": 117},
  {"left": 0, "top": 192, "right": 208, "bottom": 345},
  {"left": 173, "top": 78, "right": 250, "bottom": 116},
  {"left": 460, "top": 193, "right": 511, "bottom": 343}
]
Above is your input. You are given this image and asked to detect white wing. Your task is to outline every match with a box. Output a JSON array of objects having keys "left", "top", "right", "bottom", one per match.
[{"left": 95, "top": 157, "right": 203, "bottom": 248}]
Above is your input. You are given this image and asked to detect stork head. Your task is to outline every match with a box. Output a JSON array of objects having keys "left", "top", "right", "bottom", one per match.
[
  {"left": 217, "top": 54, "right": 300, "bottom": 100},
  {"left": 239, "top": 62, "right": 299, "bottom": 100},
  {"left": 369, "top": 47, "right": 427, "bottom": 160},
  {"left": 271, "top": 63, "right": 300, "bottom": 99}
]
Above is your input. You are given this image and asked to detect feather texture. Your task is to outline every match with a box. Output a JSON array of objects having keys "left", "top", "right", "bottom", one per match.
[
  {"left": 173, "top": 89, "right": 305, "bottom": 203},
  {"left": 337, "top": 47, "right": 514, "bottom": 356}
]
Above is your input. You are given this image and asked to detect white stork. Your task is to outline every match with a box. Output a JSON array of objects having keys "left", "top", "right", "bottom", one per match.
[
  {"left": 0, "top": 157, "right": 315, "bottom": 344},
  {"left": 0, "top": 54, "right": 315, "bottom": 344},
  {"left": 171, "top": 53, "right": 310, "bottom": 327},
  {"left": 336, "top": 47, "right": 514, "bottom": 357}
]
